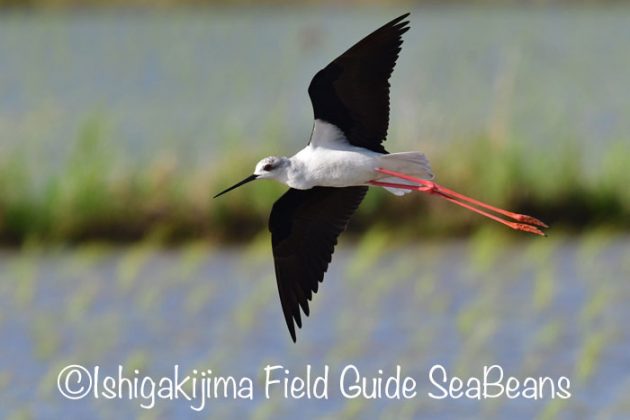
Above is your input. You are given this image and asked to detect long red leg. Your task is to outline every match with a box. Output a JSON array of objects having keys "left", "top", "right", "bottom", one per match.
[
  {"left": 374, "top": 168, "right": 548, "bottom": 228},
  {"left": 369, "top": 169, "right": 548, "bottom": 236}
]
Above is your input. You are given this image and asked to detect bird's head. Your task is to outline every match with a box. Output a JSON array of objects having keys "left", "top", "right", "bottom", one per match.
[
  {"left": 253, "top": 156, "right": 289, "bottom": 179},
  {"left": 213, "top": 156, "right": 289, "bottom": 198}
]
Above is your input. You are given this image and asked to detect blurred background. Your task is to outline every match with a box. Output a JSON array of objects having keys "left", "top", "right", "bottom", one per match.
[{"left": 1, "top": 0, "right": 629, "bottom": 418}]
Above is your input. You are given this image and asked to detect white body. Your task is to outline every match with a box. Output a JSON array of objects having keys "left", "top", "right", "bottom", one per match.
[
  {"left": 289, "top": 144, "right": 383, "bottom": 189},
  {"left": 254, "top": 120, "right": 434, "bottom": 195}
]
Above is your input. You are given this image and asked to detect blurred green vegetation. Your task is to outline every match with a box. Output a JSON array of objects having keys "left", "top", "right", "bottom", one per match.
[
  {"left": 0, "top": 0, "right": 627, "bottom": 9},
  {"left": 0, "top": 118, "right": 627, "bottom": 246}
]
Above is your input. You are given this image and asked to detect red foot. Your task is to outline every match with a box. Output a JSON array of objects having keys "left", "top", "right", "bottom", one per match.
[{"left": 369, "top": 168, "right": 548, "bottom": 236}]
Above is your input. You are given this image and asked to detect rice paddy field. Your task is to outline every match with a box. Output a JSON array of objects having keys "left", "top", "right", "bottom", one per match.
[{"left": 1, "top": 6, "right": 630, "bottom": 419}]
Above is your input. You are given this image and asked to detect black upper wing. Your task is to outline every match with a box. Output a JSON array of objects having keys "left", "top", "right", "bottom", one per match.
[
  {"left": 269, "top": 186, "right": 368, "bottom": 342},
  {"left": 308, "top": 13, "right": 410, "bottom": 153}
]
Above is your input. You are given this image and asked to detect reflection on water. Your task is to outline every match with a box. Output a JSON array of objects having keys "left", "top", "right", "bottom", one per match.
[{"left": 1, "top": 235, "right": 629, "bottom": 417}]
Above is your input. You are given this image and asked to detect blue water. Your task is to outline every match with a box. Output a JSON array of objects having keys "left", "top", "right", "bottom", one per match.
[
  {"left": 1, "top": 8, "right": 629, "bottom": 176},
  {"left": 1, "top": 236, "right": 629, "bottom": 418}
]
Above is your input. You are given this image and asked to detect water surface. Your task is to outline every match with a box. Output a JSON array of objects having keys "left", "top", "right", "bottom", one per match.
[
  {"left": 1, "top": 236, "right": 629, "bottom": 418},
  {"left": 1, "top": 7, "right": 629, "bottom": 177}
]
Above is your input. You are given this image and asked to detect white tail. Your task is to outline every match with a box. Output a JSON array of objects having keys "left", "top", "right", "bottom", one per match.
[{"left": 376, "top": 152, "right": 434, "bottom": 195}]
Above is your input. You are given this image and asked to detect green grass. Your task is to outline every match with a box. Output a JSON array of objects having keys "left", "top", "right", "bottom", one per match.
[
  {"left": 0, "top": 120, "right": 628, "bottom": 246},
  {"left": 0, "top": 0, "right": 617, "bottom": 9}
]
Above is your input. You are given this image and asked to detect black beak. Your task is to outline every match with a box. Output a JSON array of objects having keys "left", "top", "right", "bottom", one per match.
[{"left": 213, "top": 174, "right": 258, "bottom": 198}]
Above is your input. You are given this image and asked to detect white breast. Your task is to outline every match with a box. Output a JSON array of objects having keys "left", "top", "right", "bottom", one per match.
[{"left": 288, "top": 144, "right": 383, "bottom": 189}]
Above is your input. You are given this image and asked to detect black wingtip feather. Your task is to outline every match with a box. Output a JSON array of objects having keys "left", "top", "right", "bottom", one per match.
[
  {"left": 287, "top": 318, "right": 297, "bottom": 342},
  {"left": 293, "top": 300, "right": 302, "bottom": 327}
]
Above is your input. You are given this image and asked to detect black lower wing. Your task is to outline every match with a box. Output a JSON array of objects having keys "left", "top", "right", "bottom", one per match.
[{"left": 268, "top": 186, "right": 368, "bottom": 342}]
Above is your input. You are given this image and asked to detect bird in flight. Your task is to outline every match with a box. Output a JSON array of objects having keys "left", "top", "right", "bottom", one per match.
[{"left": 214, "top": 13, "right": 547, "bottom": 342}]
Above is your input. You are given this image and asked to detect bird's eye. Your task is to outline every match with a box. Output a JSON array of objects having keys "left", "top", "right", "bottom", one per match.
[{"left": 263, "top": 163, "right": 274, "bottom": 171}]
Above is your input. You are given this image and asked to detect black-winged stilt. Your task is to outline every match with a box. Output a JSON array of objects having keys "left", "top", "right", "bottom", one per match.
[{"left": 214, "top": 13, "right": 548, "bottom": 342}]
